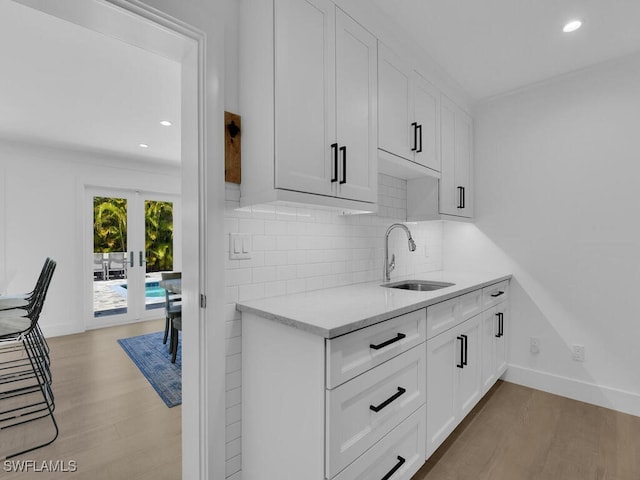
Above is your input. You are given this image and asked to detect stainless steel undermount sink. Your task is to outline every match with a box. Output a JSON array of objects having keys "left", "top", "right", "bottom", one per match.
[{"left": 381, "top": 280, "right": 455, "bottom": 292}]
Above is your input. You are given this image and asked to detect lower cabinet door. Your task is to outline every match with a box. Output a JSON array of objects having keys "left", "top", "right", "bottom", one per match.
[
  {"left": 456, "top": 315, "right": 482, "bottom": 418},
  {"left": 426, "top": 327, "right": 457, "bottom": 457},
  {"left": 495, "top": 302, "right": 508, "bottom": 377},
  {"left": 326, "top": 345, "right": 426, "bottom": 478},
  {"left": 333, "top": 405, "right": 426, "bottom": 480},
  {"left": 481, "top": 306, "right": 498, "bottom": 394}
]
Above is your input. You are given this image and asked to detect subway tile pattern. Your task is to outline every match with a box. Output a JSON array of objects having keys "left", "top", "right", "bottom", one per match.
[{"left": 223, "top": 174, "right": 443, "bottom": 478}]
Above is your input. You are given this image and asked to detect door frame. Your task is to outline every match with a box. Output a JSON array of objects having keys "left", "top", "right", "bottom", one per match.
[{"left": 13, "top": 1, "right": 225, "bottom": 479}]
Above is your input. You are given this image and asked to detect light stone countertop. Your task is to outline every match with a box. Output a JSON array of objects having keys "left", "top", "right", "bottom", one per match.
[{"left": 236, "top": 271, "right": 512, "bottom": 338}]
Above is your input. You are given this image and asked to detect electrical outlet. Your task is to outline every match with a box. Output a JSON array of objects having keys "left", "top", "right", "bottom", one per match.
[
  {"left": 572, "top": 344, "right": 585, "bottom": 362},
  {"left": 530, "top": 337, "right": 540, "bottom": 354}
]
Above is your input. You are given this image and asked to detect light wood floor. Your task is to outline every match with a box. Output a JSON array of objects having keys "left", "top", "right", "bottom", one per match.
[
  {"left": 3, "top": 324, "right": 639, "bottom": 480},
  {"left": 1, "top": 319, "right": 181, "bottom": 480},
  {"left": 412, "top": 381, "right": 640, "bottom": 480}
]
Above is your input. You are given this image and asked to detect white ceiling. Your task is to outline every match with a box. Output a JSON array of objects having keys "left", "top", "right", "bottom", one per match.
[
  {"left": 0, "top": 1, "right": 181, "bottom": 165},
  {"left": 3, "top": 1, "right": 640, "bottom": 161},
  {"left": 370, "top": 0, "right": 640, "bottom": 101}
]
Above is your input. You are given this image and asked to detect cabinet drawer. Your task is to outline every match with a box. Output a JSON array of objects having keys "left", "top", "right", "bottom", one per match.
[
  {"left": 326, "top": 345, "right": 426, "bottom": 478},
  {"left": 326, "top": 309, "right": 426, "bottom": 389},
  {"left": 426, "top": 290, "right": 481, "bottom": 339},
  {"left": 332, "top": 405, "right": 426, "bottom": 480},
  {"left": 458, "top": 289, "right": 483, "bottom": 321},
  {"left": 483, "top": 280, "right": 509, "bottom": 308}
]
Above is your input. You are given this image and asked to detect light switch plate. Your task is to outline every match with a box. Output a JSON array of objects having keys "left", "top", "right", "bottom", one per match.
[{"left": 229, "top": 233, "right": 252, "bottom": 259}]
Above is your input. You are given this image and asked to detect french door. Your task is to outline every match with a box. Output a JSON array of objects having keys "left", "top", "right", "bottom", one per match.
[{"left": 87, "top": 187, "right": 181, "bottom": 327}]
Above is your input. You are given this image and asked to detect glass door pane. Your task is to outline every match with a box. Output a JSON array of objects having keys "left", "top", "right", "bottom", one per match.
[
  {"left": 92, "top": 195, "right": 129, "bottom": 317},
  {"left": 144, "top": 199, "right": 175, "bottom": 312}
]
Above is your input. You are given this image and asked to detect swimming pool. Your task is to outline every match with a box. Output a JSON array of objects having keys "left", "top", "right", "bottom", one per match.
[{"left": 121, "top": 281, "right": 166, "bottom": 298}]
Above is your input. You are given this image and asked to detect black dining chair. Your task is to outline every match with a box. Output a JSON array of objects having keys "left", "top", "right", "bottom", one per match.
[
  {"left": 160, "top": 272, "right": 181, "bottom": 345},
  {"left": 0, "top": 257, "right": 53, "bottom": 311},
  {"left": 170, "top": 316, "right": 181, "bottom": 363},
  {"left": 0, "top": 259, "right": 58, "bottom": 458}
]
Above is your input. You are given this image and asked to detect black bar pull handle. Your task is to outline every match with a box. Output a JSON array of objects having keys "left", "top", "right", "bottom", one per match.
[
  {"left": 339, "top": 146, "right": 347, "bottom": 184},
  {"left": 457, "top": 336, "right": 464, "bottom": 368},
  {"left": 462, "top": 187, "right": 466, "bottom": 208},
  {"left": 461, "top": 334, "right": 468, "bottom": 366},
  {"left": 331, "top": 143, "right": 338, "bottom": 183},
  {"left": 499, "top": 312, "right": 504, "bottom": 337},
  {"left": 381, "top": 456, "right": 406, "bottom": 480},
  {"left": 129, "top": 252, "right": 134, "bottom": 268},
  {"left": 411, "top": 122, "right": 418, "bottom": 151},
  {"left": 495, "top": 312, "right": 502, "bottom": 338},
  {"left": 490, "top": 291, "right": 504, "bottom": 298},
  {"left": 370, "top": 387, "right": 406, "bottom": 413},
  {"left": 416, "top": 124, "right": 423, "bottom": 153},
  {"left": 370, "top": 333, "right": 406, "bottom": 350},
  {"left": 457, "top": 186, "right": 464, "bottom": 209}
]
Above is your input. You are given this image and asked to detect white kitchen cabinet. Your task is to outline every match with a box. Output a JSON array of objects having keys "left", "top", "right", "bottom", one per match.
[
  {"left": 326, "top": 308, "right": 426, "bottom": 389},
  {"left": 243, "top": 308, "right": 427, "bottom": 480},
  {"left": 440, "top": 95, "right": 473, "bottom": 218},
  {"left": 240, "top": 0, "right": 377, "bottom": 212},
  {"left": 481, "top": 300, "right": 509, "bottom": 394},
  {"left": 326, "top": 345, "right": 426, "bottom": 477},
  {"left": 240, "top": 277, "right": 510, "bottom": 478},
  {"left": 425, "top": 280, "right": 509, "bottom": 458},
  {"left": 426, "top": 313, "right": 481, "bottom": 457},
  {"left": 378, "top": 43, "right": 440, "bottom": 177},
  {"left": 333, "top": 406, "right": 426, "bottom": 480}
]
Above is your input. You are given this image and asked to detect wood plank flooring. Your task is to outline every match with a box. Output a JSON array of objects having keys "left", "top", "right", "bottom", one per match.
[
  {"left": 3, "top": 321, "right": 639, "bottom": 480},
  {"left": 1, "top": 319, "right": 181, "bottom": 480},
  {"left": 412, "top": 381, "right": 640, "bottom": 480}
]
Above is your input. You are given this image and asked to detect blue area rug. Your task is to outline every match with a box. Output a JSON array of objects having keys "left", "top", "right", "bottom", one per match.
[{"left": 117, "top": 331, "right": 181, "bottom": 408}]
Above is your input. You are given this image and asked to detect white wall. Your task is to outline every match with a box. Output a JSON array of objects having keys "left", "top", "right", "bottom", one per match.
[
  {"left": 0, "top": 140, "right": 180, "bottom": 336},
  {"left": 445, "top": 52, "right": 640, "bottom": 417},
  {"left": 224, "top": 174, "right": 443, "bottom": 478}
]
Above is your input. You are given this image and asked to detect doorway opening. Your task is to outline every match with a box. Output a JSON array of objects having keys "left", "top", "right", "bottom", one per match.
[{"left": 8, "top": 0, "right": 224, "bottom": 478}]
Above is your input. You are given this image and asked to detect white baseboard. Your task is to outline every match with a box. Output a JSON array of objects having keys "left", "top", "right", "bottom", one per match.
[
  {"left": 40, "top": 324, "right": 84, "bottom": 338},
  {"left": 504, "top": 364, "right": 640, "bottom": 418}
]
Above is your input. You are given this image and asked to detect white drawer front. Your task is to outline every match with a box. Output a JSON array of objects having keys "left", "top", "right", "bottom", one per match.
[
  {"left": 326, "top": 309, "right": 426, "bottom": 389},
  {"left": 458, "top": 289, "right": 483, "bottom": 321},
  {"left": 326, "top": 345, "right": 426, "bottom": 478},
  {"left": 426, "top": 296, "right": 457, "bottom": 339},
  {"left": 483, "top": 280, "right": 509, "bottom": 308},
  {"left": 333, "top": 405, "right": 426, "bottom": 480}
]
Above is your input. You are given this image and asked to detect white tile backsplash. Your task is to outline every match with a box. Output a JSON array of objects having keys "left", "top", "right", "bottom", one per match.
[{"left": 223, "top": 173, "right": 442, "bottom": 479}]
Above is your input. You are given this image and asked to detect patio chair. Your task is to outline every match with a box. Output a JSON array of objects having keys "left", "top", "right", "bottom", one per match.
[
  {"left": 107, "top": 252, "right": 126, "bottom": 279},
  {"left": 160, "top": 272, "right": 181, "bottom": 345},
  {"left": 93, "top": 253, "right": 106, "bottom": 280},
  {"left": 0, "top": 259, "right": 58, "bottom": 458}
]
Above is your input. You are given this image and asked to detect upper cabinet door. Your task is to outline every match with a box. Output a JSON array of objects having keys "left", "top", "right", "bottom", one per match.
[
  {"left": 378, "top": 44, "right": 441, "bottom": 176},
  {"left": 412, "top": 75, "right": 440, "bottom": 172},
  {"left": 335, "top": 8, "right": 377, "bottom": 203},
  {"left": 440, "top": 95, "right": 473, "bottom": 217},
  {"left": 378, "top": 43, "right": 413, "bottom": 162},
  {"left": 274, "top": 0, "right": 335, "bottom": 197}
]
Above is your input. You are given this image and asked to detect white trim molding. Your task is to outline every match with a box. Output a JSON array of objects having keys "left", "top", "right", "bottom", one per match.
[{"left": 504, "top": 364, "right": 640, "bottom": 418}]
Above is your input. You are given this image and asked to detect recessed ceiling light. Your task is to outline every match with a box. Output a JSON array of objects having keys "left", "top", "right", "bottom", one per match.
[
  {"left": 139, "top": 143, "right": 149, "bottom": 148},
  {"left": 160, "top": 120, "right": 172, "bottom": 126},
  {"left": 563, "top": 20, "right": 582, "bottom": 33}
]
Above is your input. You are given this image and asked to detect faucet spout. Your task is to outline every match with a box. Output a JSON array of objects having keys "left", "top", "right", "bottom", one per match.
[{"left": 384, "top": 223, "right": 416, "bottom": 282}]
